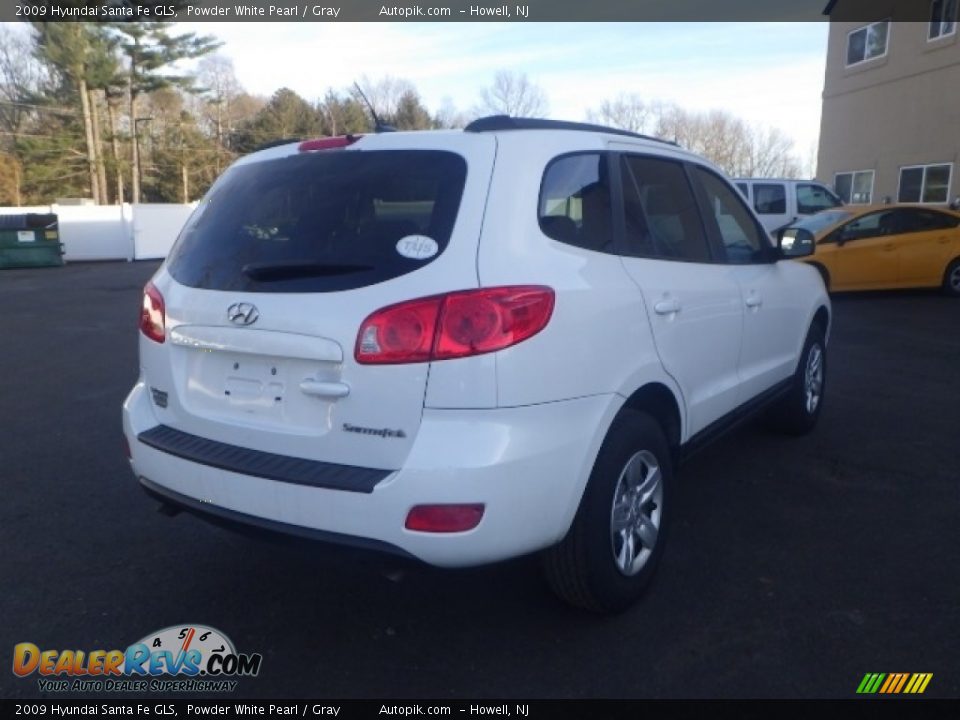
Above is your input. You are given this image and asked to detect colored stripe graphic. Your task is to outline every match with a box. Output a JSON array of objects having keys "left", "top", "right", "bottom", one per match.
[
  {"left": 856, "top": 673, "right": 886, "bottom": 694},
  {"left": 905, "top": 673, "right": 933, "bottom": 694},
  {"left": 892, "top": 673, "right": 909, "bottom": 693},
  {"left": 879, "top": 674, "right": 897, "bottom": 693},
  {"left": 857, "top": 672, "right": 932, "bottom": 694}
]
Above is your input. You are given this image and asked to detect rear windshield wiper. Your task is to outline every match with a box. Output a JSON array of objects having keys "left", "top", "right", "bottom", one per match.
[{"left": 241, "top": 261, "right": 373, "bottom": 282}]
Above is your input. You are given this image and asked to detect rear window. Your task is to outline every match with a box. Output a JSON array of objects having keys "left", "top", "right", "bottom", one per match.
[{"left": 167, "top": 150, "right": 467, "bottom": 293}]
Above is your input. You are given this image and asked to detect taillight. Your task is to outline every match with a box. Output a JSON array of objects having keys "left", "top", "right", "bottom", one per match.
[
  {"left": 405, "top": 504, "right": 485, "bottom": 533},
  {"left": 355, "top": 286, "right": 554, "bottom": 364},
  {"left": 298, "top": 135, "right": 362, "bottom": 152},
  {"left": 140, "top": 282, "right": 165, "bottom": 344}
]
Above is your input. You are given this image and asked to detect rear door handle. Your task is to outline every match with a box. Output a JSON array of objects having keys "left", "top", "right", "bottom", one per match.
[
  {"left": 654, "top": 298, "right": 681, "bottom": 315},
  {"left": 299, "top": 380, "right": 350, "bottom": 399},
  {"left": 745, "top": 294, "right": 763, "bottom": 308}
]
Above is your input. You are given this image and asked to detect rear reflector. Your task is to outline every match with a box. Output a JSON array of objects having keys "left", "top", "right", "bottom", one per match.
[
  {"left": 139, "top": 282, "right": 165, "bottom": 344},
  {"left": 299, "top": 135, "right": 362, "bottom": 152},
  {"left": 356, "top": 286, "right": 554, "bottom": 364},
  {"left": 405, "top": 504, "right": 485, "bottom": 533}
]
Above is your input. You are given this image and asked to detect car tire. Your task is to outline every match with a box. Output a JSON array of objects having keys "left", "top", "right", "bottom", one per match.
[
  {"left": 767, "top": 324, "right": 827, "bottom": 435},
  {"left": 943, "top": 259, "right": 960, "bottom": 297},
  {"left": 542, "top": 410, "right": 672, "bottom": 613}
]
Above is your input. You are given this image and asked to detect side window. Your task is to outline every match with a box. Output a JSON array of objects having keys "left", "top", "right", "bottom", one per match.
[
  {"left": 839, "top": 210, "right": 898, "bottom": 241},
  {"left": 620, "top": 155, "right": 712, "bottom": 263},
  {"left": 753, "top": 183, "right": 787, "bottom": 215},
  {"left": 539, "top": 153, "right": 613, "bottom": 253},
  {"left": 735, "top": 182, "right": 749, "bottom": 198},
  {"left": 898, "top": 208, "right": 959, "bottom": 232},
  {"left": 693, "top": 167, "right": 769, "bottom": 264},
  {"left": 797, "top": 183, "right": 842, "bottom": 214}
]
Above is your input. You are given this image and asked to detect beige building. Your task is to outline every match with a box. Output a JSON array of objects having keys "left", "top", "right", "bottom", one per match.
[{"left": 817, "top": 0, "right": 960, "bottom": 207}]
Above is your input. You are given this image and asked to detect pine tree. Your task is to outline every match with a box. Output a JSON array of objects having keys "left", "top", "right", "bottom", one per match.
[
  {"left": 31, "top": 23, "right": 103, "bottom": 202},
  {"left": 106, "top": 22, "right": 221, "bottom": 202}
]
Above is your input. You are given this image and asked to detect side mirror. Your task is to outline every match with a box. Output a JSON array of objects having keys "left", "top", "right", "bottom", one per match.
[{"left": 778, "top": 228, "right": 816, "bottom": 258}]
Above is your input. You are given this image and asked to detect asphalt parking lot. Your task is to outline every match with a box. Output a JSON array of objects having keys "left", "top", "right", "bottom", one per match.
[{"left": 1, "top": 260, "right": 958, "bottom": 699}]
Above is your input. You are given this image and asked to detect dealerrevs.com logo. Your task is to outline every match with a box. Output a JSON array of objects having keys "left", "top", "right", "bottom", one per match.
[{"left": 13, "top": 624, "right": 262, "bottom": 693}]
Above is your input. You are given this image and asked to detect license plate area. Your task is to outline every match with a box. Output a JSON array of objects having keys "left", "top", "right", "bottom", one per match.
[
  {"left": 222, "top": 356, "right": 286, "bottom": 409},
  {"left": 177, "top": 348, "right": 341, "bottom": 433}
]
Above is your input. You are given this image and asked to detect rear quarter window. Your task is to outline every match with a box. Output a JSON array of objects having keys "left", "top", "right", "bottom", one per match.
[
  {"left": 166, "top": 150, "right": 467, "bottom": 293},
  {"left": 538, "top": 153, "right": 614, "bottom": 253}
]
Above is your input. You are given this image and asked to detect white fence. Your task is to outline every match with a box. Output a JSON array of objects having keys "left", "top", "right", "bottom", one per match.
[{"left": 0, "top": 203, "right": 195, "bottom": 261}]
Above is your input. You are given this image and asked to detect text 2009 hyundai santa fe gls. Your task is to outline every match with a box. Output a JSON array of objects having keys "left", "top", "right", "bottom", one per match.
[{"left": 123, "top": 116, "right": 829, "bottom": 612}]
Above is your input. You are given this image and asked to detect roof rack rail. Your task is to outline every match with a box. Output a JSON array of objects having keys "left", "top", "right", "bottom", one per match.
[{"left": 463, "top": 115, "right": 677, "bottom": 146}]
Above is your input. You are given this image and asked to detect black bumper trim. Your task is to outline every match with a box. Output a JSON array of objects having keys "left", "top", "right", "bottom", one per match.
[
  {"left": 137, "top": 424, "right": 392, "bottom": 493},
  {"left": 139, "top": 476, "right": 415, "bottom": 560}
]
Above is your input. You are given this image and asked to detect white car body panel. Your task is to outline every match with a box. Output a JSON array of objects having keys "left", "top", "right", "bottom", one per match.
[{"left": 124, "top": 125, "right": 830, "bottom": 567}]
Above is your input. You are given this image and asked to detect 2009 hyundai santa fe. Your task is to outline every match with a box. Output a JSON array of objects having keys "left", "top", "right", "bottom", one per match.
[{"left": 123, "top": 116, "right": 830, "bottom": 612}]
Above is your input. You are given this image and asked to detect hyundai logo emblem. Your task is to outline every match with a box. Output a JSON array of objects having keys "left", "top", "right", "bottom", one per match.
[{"left": 227, "top": 302, "right": 259, "bottom": 326}]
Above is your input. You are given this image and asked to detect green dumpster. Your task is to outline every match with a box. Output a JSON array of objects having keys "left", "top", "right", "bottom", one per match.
[{"left": 0, "top": 213, "right": 64, "bottom": 268}]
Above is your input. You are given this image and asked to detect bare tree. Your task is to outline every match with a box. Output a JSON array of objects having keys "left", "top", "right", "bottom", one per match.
[
  {"left": 586, "top": 93, "right": 650, "bottom": 133},
  {"left": 590, "top": 94, "right": 802, "bottom": 179},
  {"left": 196, "top": 55, "right": 242, "bottom": 171},
  {"left": 476, "top": 70, "right": 548, "bottom": 117},
  {"left": 434, "top": 97, "right": 468, "bottom": 129},
  {"left": 746, "top": 125, "right": 802, "bottom": 178},
  {"left": 352, "top": 74, "right": 417, "bottom": 122}
]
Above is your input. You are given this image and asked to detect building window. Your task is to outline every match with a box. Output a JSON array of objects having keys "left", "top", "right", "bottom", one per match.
[
  {"left": 846, "top": 20, "right": 890, "bottom": 66},
  {"left": 834, "top": 171, "right": 875, "bottom": 204},
  {"left": 898, "top": 163, "right": 952, "bottom": 203},
  {"left": 930, "top": 0, "right": 957, "bottom": 40}
]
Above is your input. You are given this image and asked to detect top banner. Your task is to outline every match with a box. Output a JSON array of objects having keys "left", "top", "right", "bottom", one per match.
[{"left": 1, "top": 0, "right": 938, "bottom": 23}]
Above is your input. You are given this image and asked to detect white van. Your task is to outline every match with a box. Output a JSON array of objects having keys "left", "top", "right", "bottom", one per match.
[{"left": 733, "top": 178, "right": 843, "bottom": 234}]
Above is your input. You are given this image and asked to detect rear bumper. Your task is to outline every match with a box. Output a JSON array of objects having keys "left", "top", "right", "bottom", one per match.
[{"left": 123, "top": 381, "right": 618, "bottom": 567}]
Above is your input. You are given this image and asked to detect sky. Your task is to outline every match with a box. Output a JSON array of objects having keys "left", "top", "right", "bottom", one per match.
[{"left": 192, "top": 22, "right": 830, "bottom": 170}]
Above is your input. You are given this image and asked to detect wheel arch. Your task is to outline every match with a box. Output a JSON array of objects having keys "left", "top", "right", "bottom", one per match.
[
  {"left": 812, "top": 304, "right": 831, "bottom": 342},
  {"left": 943, "top": 255, "right": 960, "bottom": 287},
  {"left": 554, "top": 380, "right": 685, "bottom": 546},
  {"left": 807, "top": 261, "right": 830, "bottom": 291},
  {"left": 619, "top": 382, "right": 683, "bottom": 458}
]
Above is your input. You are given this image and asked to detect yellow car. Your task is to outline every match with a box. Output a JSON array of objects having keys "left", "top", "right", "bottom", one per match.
[{"left": 780, "top": 204, "right": 960, "bottom": 295}]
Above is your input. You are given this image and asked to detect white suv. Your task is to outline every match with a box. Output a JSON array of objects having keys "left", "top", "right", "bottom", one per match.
[{"left": 123, "top": 117, "right": 830, "bottom": 612}]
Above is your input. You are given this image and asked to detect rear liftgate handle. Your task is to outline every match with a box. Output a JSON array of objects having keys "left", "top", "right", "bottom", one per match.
[{"left": 299, "top": 380, "right": 350, "bottom": 399}]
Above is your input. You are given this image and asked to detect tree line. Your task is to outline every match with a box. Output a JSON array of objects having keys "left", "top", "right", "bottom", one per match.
[{"left": 0, "top": 23, "right": 806, "bottom": 207}]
